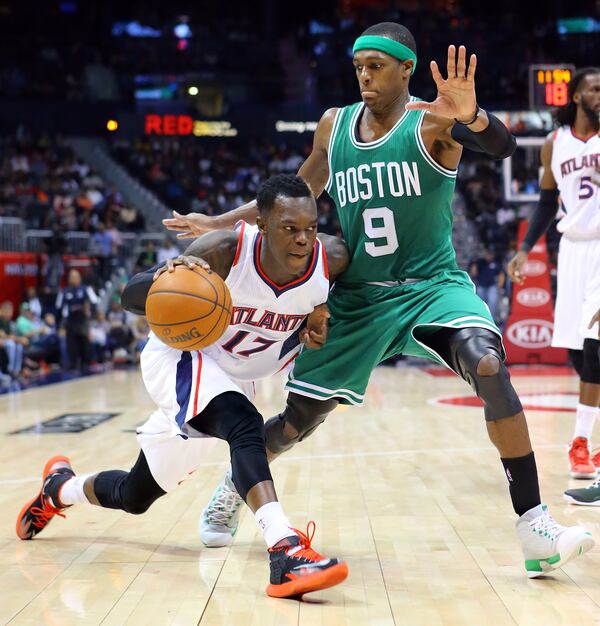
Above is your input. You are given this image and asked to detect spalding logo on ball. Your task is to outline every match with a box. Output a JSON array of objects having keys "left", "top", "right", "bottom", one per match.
[{"left": 146, "top": 265, "right": 232, "bottom": 350}]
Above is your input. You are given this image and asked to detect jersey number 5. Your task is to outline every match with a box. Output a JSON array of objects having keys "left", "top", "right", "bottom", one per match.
[
  {"left": 578, "top": 176, "right": 595, "bottom": 200},
  {"left": 362, "top": 207, "right": 399, "bottom": 257}
]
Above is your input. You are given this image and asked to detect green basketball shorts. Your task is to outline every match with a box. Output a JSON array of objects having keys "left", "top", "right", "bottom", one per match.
[{"left": 286, "top": 270, "right": 502, "bottom": 405}]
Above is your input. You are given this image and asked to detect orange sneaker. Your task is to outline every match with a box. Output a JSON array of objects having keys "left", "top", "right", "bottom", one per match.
[
  {"left": 592, "top": 449, "right": 600, "bottom": 471},
  {"left": 16, "top": 455, "right": 74, "bottom": 540},
  {"left": 266, "top": 521, "right": 349, "bottom": 598},
  {"left": 568, "top": 437, "right": 597, "bottom": 479}
]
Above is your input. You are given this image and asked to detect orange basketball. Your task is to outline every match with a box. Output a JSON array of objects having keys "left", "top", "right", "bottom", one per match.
[{"left": 146, "top": 265, "right": 232, "bottom": 351}]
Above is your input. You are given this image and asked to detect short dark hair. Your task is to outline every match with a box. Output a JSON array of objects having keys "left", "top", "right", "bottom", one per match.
[
  {"left": 554, "top": 67, "right": 600, "bottom": 127},
  {"left": 256, "top": 174, "right": 313, "bottom": 214},
  {"left": 360, "top": 22, "right": 416, "bottom": 56}
]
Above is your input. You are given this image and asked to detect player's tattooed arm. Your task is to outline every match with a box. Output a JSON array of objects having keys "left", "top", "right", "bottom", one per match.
[
  {"left": 318, "top": 234, "right": 350, "bottom": 285},
  {"left": 179, "top": 230, "right": 239, "bottom": 280},
  {"left": 120, "top": 231, "right": 238, "bottom": 316}
]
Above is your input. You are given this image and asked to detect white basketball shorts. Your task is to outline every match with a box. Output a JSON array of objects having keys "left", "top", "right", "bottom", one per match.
[
  {"left": 552, "top": 237, "right": 600, "bottom": 350},
  {"left": 136, "top": 334, "right": 255, "bottom": 492}
]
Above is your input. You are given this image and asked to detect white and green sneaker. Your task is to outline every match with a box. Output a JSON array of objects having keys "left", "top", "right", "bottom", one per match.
[
  {"left": 516, "top": 504, "right": 594, "bottom": 578},
  {"left": 199, "top": 469, "right": 244, "bottom": 547},
  {"left": 564, "top": 477, "right": 600, "bottom": 506}
]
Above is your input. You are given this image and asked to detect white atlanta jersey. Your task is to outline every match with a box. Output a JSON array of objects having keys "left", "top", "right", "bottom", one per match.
[
  {"left": 550, "top": 126, "right": 600, "bottom": 241},
  {"left": 203, "top": 221, "right": 330, "bottom": 380},
  {"left": 137, "top": 221, "right": 330, "bottom": 491}
]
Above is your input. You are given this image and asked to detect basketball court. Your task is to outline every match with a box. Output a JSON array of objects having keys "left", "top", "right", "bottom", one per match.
[{"left": 1, "top": 364, "right": 599, "bottom": 625}]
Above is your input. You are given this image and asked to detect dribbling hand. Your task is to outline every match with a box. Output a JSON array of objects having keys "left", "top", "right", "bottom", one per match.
[
  {"left": 153, "top": 255, "right": 211, "bottom": 281},
  {"left": 300, "top": 304, "right": 331, "bottom": 350}
]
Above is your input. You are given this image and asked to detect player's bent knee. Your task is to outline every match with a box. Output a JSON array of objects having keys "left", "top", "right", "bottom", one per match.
[
  {"left": 121, "top": 494, "right": 157, "bottom": 515},
  {"left": 476, "top": 353, "right": 501, "bottom": 377},
  {"left": 450, "top": 328, "right": 523, "bottom": 421},
  {"left": 581, "top": 339, "right": 600, "bottom": 384},
  {"left": 265, "top": 393, "right": 338, "bottom": 454}
]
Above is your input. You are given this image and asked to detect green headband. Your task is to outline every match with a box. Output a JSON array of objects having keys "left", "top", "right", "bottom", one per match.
[{"left": 352, "top": 35, "right": 417, "bottom": 74}]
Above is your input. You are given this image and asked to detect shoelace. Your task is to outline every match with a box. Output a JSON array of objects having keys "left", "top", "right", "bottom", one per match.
[
  {"left": 206, "top": 484, "right": 243, "bottom": 526},
  {"left": 528, "top": 512, "right": 564, "bottom": 540},
  {"left": 30, "top": 500, "right": 66, "bottom": 529},
  {"left": 288, "top": 521, "right": 325, "bottom": 561},
  {"left": 583, "top": 477, "right": 600, "bottom": 490}
]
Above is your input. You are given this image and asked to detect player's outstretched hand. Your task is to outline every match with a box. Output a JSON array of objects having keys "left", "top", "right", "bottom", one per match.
[
  {"left": 507, "top": 250, "right": 528, "bottom": 285},
  {"left": 589, "top": 309, "right": 600, "bottom": 339},
  {"left": 163, "top": 211, "right": 217, "bottom": 238},
  {"left": 405, "top": 44, "right": 477, "bottom": 122},
  {"left": 300, "top": 304, "right": 331, "bottom": 350},
  {"left": 153, "top": 255, "right": 211, "bottom": 281}
]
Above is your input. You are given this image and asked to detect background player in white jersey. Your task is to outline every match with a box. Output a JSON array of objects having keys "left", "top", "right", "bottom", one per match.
[
  {"left": 15, "top": 175, "right": 350, "bottom": 599},
  {"left": 508, "top": 67, "right": 600, "bottom": 482}
]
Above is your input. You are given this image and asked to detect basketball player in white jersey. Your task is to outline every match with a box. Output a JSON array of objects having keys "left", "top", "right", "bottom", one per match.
[
  {"left": 508, "top": 67, "right": 600, "bottom": 483},
  {"left": 16, "top": 174, "right": 351, "bottom": 598}
]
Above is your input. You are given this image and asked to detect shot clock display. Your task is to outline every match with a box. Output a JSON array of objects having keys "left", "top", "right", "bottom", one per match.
[{"left": 529, "top": 65, "right": 575, "bottom": 109}]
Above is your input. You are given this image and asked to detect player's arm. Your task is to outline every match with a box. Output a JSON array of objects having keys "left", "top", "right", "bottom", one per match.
[
  {"left": 297, "top": 108, "right": 338, "bottom": 198},
  {"left": 590, "top": 308, "right": 600, "bottom": 340},
  {"left": 121, "top": 231, "right": 238, "bottom": 316},
  {"left": 507, "top": 136, "right": 559, "bottom": 284},
  {"left": 162, "top": 109, "right": 338, "bottom": 239},
  {"left": 407, "top": 45, "right": 516, "bottom": 170},
  {"left": 301, "top": 235, "right": 349, "bottom": 349},
  {"left": 318, "top": 233, "right": 350, "bottom": 285}
]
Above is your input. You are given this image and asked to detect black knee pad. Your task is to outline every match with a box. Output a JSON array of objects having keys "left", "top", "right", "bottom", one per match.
[
  {"left": 264, "top": 393, "right": 338, "bottom": 455},
  {"left": 94, "top": 453, "right": 165, "bottom": 515},
  {"left": 581, "top": 339, "right": 600, "bottom": 384},
  {"left": 568, "top": 349, "right": 584, "bottom": 377},
  {"left": 192, "top": 392, "right": 272, "bottom": 501},
  {"left": 448, "top": 327, "right": 523, "bottom": 421}
]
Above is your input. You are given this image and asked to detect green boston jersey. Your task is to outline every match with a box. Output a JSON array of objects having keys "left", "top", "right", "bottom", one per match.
[{"left": 325, "top": 99, "right": 459, "bottom": 284}]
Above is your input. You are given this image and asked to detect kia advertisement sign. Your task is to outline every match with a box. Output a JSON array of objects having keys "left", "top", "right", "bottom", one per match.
[
  {"left": 523, "top": 260, "right": 546, "bottom": 277},
  {"left": 504, "top": 221, "right": 567, "bottom": 364},
  {"left": 515, "top": 288, "right": 551, "bottom": 307},
  {"left": 506, "top": 319, "right": 554, "bottom": 349}
]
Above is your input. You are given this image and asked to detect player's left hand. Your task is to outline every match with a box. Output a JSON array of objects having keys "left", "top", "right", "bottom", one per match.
[
  {"left": 153, "top": 255, "right": 211, "bottom": 280},
  {"left": 405, "top": 45, "right": 477, "bottom": 122},
  {"left": 589, "top": 308, "right": 600, "bottom": 339},
  {"left": 300, "top": 304, "right": 330, "bottom": 349}
]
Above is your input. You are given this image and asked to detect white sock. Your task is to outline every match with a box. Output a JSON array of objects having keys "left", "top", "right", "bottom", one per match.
[
  {"left": 58, "top": 475, "right": 91, "bottom": 506},
  {"left": 572, "top": 403, "right": 599, "bottom": 443},
  {"left": 254, "top": 501, "right": 293, "bottom": 548}
]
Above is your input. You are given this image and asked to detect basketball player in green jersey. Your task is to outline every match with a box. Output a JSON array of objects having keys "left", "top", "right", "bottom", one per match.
[{"left": 164, "top": 23, "right": 594, "bottom": 577}]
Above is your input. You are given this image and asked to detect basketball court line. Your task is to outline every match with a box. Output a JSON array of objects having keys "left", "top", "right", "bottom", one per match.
[{"left": 0, "top": 443, "right": 571, "bottom": 485}]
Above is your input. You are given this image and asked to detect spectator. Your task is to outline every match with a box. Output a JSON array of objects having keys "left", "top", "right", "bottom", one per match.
[
  {"left": 135, "top": 240, "right": 158, "bottom": 272},
  {"left": 0, "top": 301, "right": 26, "bottom": 378},
  {"left": 23, "top": 286, "right": 43, "bottom": 319},
  {"left": 132, "top": 316, "right": 150, "bottom": 363},
  {"left": 157, "top": 237, "right": 180, "bottom": 264},
  {"left": 55, "top": 269, "right": 98, "bottom": 372},
  {"left": 92, "top": 222, "right": 114, "bottom": 281},
  {"left": 106, "top": 300, "right": 133, "bottom": 362},
  {"left": 470, "top": 249, "right": 506, "bottom": 323}
]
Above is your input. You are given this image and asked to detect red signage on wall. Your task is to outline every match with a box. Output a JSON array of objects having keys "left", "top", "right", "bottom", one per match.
[
  {"left": 0, "top": 253, "right": 94, "bottom": 312},
  {"left": 503, "top": 222, "right": 567, "bottom": 364}
]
